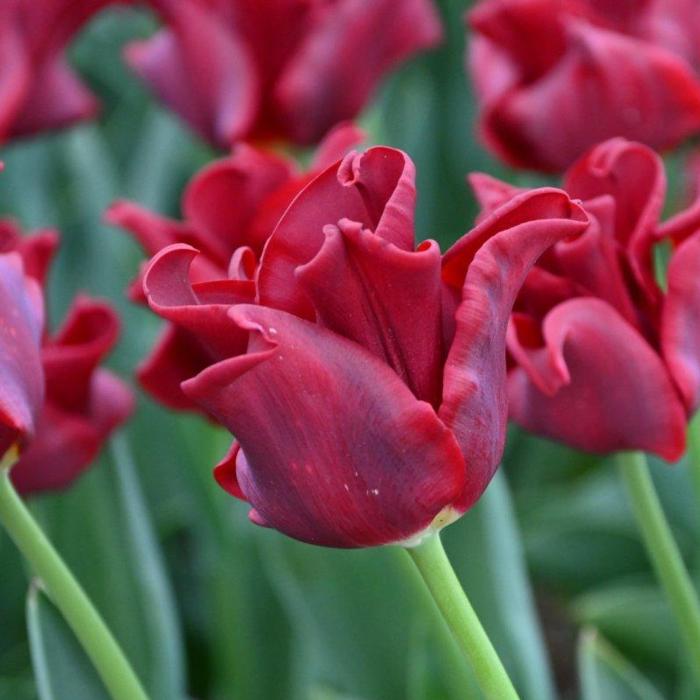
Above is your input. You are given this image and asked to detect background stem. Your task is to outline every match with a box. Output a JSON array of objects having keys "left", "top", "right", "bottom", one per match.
[
  {"left": 617, "top": 451, "right": 700, "bottom": 683},
  {"left": 405, "top": 532, "right": 520, "bottom": 700},
  {"left": 0, "top": 469, "right": 150, "bottom": 700}
]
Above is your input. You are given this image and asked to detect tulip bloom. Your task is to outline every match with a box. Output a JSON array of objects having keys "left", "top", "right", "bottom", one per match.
[
  {"left": 141, "top": 145, "right": 587, "bottom": 547},
  {"left": 467, "top": 0, "right": 700, "bottom": 171},
  {"left": 124, "top": 0, "right": 442, "bottom": 149},
  {"left": 0, "top": 221, "right": 133, "bottom": 494},
  {"left": 106, "top": 122, "right": 364, "bottom": 412},
  {"left": 0, "top": 0, "right": 118, "bottom": 143},
  {"left": 469, "top": 138, "right": 700, "bottom": 459}
]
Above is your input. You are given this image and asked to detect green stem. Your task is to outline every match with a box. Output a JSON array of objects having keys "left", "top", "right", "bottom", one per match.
[
  {"left": 686, "top": 414, "right": 700, "bottom": 512},
  {"left": 617, "top": 451, "right": 700, "bottom": 682},
  {"left": 0, "top": 465, "right": 150, "bottom": 700},
  {"left": 405, "top": 533, "right": 520, "bottom": 700}
]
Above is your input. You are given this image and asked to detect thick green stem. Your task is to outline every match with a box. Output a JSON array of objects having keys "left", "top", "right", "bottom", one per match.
[
  {"left": 686, "top": 414, "right": 700, "bottom": 513},
  {"left": 0, "top": 463, "right": 149, "bottom": 700},
  {"left": 617, "top": 451, "right": 700, "bottom": 682},
  {"left": 405, "top": 533, "right": 520, "bottom": 700}
]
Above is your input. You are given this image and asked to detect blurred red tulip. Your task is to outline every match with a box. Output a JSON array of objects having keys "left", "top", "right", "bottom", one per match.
[
  {"left": 106, "top": 122, "right": 364, "bottom": 411},
  {"left": 467, "top": 0, "right": 700, "bottom": 171},
  {"left": 125, "top": 0, "right": 443, "bottom": 148},
  {"left": 473, "top": 138, "right": 700, "bottom": 459},
  {"left": 0, "top": 0, "right": 119, "bottom": 143},
  {"left": 0, "top": 222, "right": 133, "bottom": 494},
  {"left": 141, "top": 145, "right": 587, "bottom": 547}
]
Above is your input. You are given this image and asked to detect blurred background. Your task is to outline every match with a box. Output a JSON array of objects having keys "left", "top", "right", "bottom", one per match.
[{"left": 1, "top": 1, "right": 698, "bottom": 698}]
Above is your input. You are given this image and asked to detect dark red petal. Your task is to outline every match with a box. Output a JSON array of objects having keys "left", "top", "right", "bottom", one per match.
[
  {"left": 0, "top": 221, "right": 59, "bottom": 286},
  {"left": 274, "top": 0, "right": 442, "bottom": 144},
  {"left": 125, "top": 0, "right": 258, "bottom": 148},
  {"left": 138, "top": 325, "right": 212, "bottom": 412},
  {"left": 183, "top": 144, "right": 294, "bottom": 256},
  {"left": 258, "top": 147, "right": 417, "bottom": 317},
  {"left": 662, "top": 231, "right": 700, "bottom": 413},
  {"left": 468, "top": 172, "right": 524, "bottom": 218},
  {"left": 297, "top": 219, "right": 443, "bottom": 405},
  {"left": 310, "top": 122, "right": 366, "bottom": 171},
  {"left": 212, "top": 440, "right": 245, "bottom": 500},
  {"left": 440, "top": 190, "right": 588, "bottom": 510},
  {"left": 479, "top": 21, "right": 700, "bottom": 171},
  {"left": 143, "top": 244, "right": 254, "bottom": 361},
  {"left": 7, "top": 58, "right": 98, "bottom": 138},
  {"left": 0, "top": 253, "right": 44, "bottom": 456},
  {"left": 0, "top": 11, "right": 30, "bottom": 141},
  {"left": 565, "top": 138, "right": 665, "bottom": 314},
  {"left": 42, "top": 296, "right": 119, "bottom": 412},
  {"left": 509, "top": 298, "right": 687, "bottom": 460},
  {"left": 183, "top": 304, "right": 465, "bottom": 548}
]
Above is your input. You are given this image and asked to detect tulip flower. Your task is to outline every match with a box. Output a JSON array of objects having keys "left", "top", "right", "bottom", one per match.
[
  {"left": 0, "top": 0, "right": 119, "bottom": 143},
  {"left": 467, "top": 0, "right": 700, "bottom": 171},
  {"left": 106, "top": 122, "right": 364, "bottom": 412},
  {"left": 124, "top": 0, "right": 442, "bottom": 149},
  {"left": 475, "top": 137, "right": 700, "bottom": 680},
  {"left": 139, "top": 143, "right": 586, "bottom": 697},
  {"left": 0, "top": 221, "right": 134, "bottom": 494},
  {"left": 0, "top": 217, "right": 146, "bottom": 700}
]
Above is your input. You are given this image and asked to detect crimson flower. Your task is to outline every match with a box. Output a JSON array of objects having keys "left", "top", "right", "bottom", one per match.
[
  {"left": 0, "top": 221, "right": 133, "bottom": 494},
  {"left": 124, "top": 0, "right": 442, "bottom": 149},
  {"left": 141, "top": 145, "right": 587, "bottom": 547},
  {"left": 467, "top": 0, "right": 700, "bottom": 171},
  {"left": 106, "top": 122, "right": 364, "bottom": 412},
  {"left": 472, "top": 138, "right": 700, "bottom": 460},
  {"left": 0, "top": 0, "right": 118, "bottom": 143}
]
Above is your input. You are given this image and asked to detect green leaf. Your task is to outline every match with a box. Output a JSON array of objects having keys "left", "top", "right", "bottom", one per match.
[
  {"left": 578, "top": 628, "right": 665, "bottom": 700},
  {"left": 26, "top": 582, "right": 108, "bottom": 700}
]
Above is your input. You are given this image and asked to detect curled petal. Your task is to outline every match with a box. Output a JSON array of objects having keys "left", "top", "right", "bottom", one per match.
[
  {"left": 259, "top": 146, "right": 417, "bottom": 317},
  {"left": 662, "top": 231, "right": 700, "bottom": 412},
  {"left": 42, "top": 296, "right": 120, "bottom": 412},
  {"left": 125, "top": 0, "right": 258, "bottom": 148},
  {"left": 183, "top": 145, "right": 294, "bottom": 256},
  {"left": 183, "top": 304, "right": 465, "bottom": 548},
  {"left": 440, "top": 190, "right": 588, "bottom": 510},
  {"left": 274, "top": 0, "right": 442, "bottom": 144},
  {"left": 0, "top": 221, "right": 59, "bottom": 286},
  {"left": 0, "top": 253, "right": 44, "bottom": 456},
  {"left": 297, "top": 219, "right": 443, "bottom": 405},
  {"left": 509, "top": 298, "right": 687, "bottom": 460},
  {"left": 143, "top": 244, "right": 254, "bottom": 361}
]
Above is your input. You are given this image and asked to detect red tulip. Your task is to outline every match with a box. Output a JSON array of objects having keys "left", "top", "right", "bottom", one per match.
[
  {"left": 479, "top": 138, "right": 700, "bottom": 459},
  {"left": 106, "top": 122, "right": 364, "bottom": 412},
  {"left": 125, "top": 0, "right": 442, "bottom": 149},
  {"left": 0, "top": 0, "right": 119, "bottom": 143},
  {"left": 0, "top": 221, "right": 134, "bottom": 494},
  {"left": 141, "top": 145, "right": 587, "bottom": 547},
  {"left": 467, "top": 0, "right": 700, "bottom": 171}
]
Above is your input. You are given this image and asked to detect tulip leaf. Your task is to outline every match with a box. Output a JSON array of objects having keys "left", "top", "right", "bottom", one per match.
[
  {"left": 578, "top": 628, "right": 664, "bottom": 700},
  {"left": 26, "top": 582, "right": 108, "bottom": 700}
]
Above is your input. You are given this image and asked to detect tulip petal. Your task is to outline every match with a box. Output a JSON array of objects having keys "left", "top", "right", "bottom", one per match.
[
  {"left": 274, "top": 0, "right": 442, "bottom": 144},
  {"left": 0, "top": 253, "right": 44, "bottom": 456},
  {"left": 297, "top": 219, "right": 443, "bottom": 405},
  {"left": 125, "top": 0, "right": 258, "bottom": 148},
  {"left": 183, "top": 145, "right": 294, "bottom": 256},
  {"left": 509, "top": 298, "right": 687, "bottom": 460},
  {"left": 479, "top": 20, "right": 700, "bottom": 171},
  {"left": 143, "top": 244, "right": 254, "bottom": 361},
  {"left": 259, "top": 147, "right": 417, "bottom": 317},
  {"left": 440, "top": 189, "right": 588, "bottom": 510},
  {"left": 183, "top": 304, "right": 465, "bottom": 548},
  {"left": 662, "top": 231, "right": 700, "bottom": 413}
]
